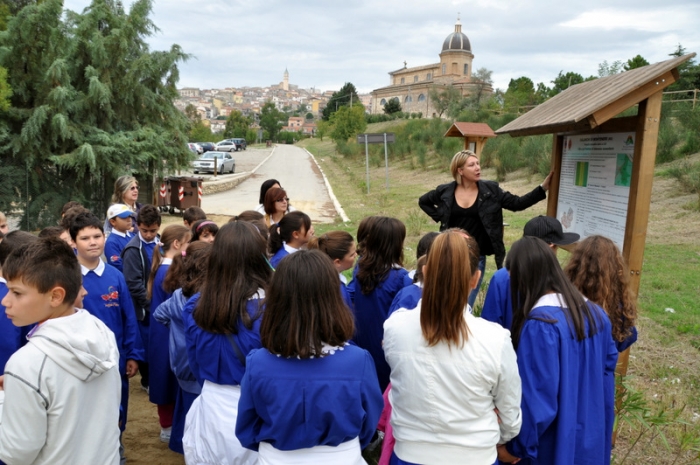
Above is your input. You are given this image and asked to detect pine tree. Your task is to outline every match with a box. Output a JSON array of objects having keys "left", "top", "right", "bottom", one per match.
[{"left": 0, "top": 0, "right": 190, "bottom": 228}]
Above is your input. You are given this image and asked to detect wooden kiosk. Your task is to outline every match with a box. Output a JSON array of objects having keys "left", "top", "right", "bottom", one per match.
[
  {"left": 496, "top": 52, "right": 696, "bottom": 398},
  {"left": 444, "top": 122, "right": 497, "bottom": 157}
]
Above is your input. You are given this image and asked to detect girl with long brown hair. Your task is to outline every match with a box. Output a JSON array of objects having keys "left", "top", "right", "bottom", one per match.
[
  {"left": 181, "top": 221, "right": 272, "bottom": 465},
  {"left": 236, "top": 250, "right": 383, "bottom": 464},
  {"left": 497, "top": 236, "right": 618, "bottom": 464},
  {"left": 383, "top": 230, "right": 522, "bottom": 465},
  {"left": 564, "top": 235, "right": 638, "bottom": 352},
  {"left": 349, "top": 216, "right": 412, "bottom": 392}
]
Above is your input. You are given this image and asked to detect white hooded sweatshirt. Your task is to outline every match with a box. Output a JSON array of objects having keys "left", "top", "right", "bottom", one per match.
[{"left": 0, "top": 309, "right": 121, "bottom": 465}]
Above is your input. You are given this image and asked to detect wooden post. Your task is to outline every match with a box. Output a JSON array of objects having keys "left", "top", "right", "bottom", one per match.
[
  {"left": 622, "top": 91, "right": 663, "bottom": 297},
  {"left": 546, "top": 135, "right": 563, "bottom": 217}
]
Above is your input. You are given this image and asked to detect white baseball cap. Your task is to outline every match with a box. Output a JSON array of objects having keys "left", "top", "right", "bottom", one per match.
[{"left": 107, "top": 204, "right": 135, "bottom": 220}]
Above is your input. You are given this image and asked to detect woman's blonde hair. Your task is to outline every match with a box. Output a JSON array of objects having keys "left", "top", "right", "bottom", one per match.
[
  {"left": 420, "top": 230, "right": 473, "bottom": 348},
  {"left": 111, "top": 175, "right": 138, "bottom": 205},
  {"left": 450, "top": 150, "right": 478, "bottom": 183}
]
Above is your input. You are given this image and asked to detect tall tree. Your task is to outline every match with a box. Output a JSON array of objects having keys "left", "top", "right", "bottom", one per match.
[
  {"left": 428, "top": 85, "right": 461, "bottom": 118},
  {"left": 259, "top": 100, "right": 284, "bottom": 141},
  {"left": 549, "top": 71, "right": 585, "bottom": 97},
  {"left": 330, "top": 103, "right": 366, "bottom": 143},
  {"left": 467, "top": 67, "right": 494, "bottom": 108},
  {"left": 598, "top": 60, "right": 623, "bottom": 77},
  {"left": 667, "top": 44, "right": 700, "bottom": 91},
  {"left": 624, "top": 55, "right": 649, "bottom": 71},
  {"left": 0, "top": 0, "right": 190, "bottom": 228},
  {"left": 223, "top": 109, "right": 251, "bottom": 139},
  {"left": 504, "top": 76, "right": 537, "bottom": 111},
  {"left": 322, "top": 82, "right": 359, "bottom": 121}
]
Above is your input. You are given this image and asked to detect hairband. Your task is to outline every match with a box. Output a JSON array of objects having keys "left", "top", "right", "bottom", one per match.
[{"left": 196, "top": 221, "right": 216, "bottom": 232}]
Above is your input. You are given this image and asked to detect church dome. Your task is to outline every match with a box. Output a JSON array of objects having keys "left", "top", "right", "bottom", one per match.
[{"left": 442, "top": 20, "right": 471, "bottom": 52}]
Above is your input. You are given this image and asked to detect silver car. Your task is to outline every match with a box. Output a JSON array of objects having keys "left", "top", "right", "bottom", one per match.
[
  {"left": 192, "top": 151, "right": 235, "bottom": 174},
  {"left": 214, "top": 140, "right": 237, "bottom": 152}
]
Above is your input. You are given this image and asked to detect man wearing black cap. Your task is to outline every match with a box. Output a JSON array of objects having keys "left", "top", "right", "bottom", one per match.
[{"left": 481, "top": 215, "right": 579, "bottom": 330}]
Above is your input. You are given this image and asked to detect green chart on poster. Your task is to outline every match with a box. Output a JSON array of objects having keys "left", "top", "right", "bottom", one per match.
[{"left": 556, "top": 132, "right": 635, "bottom": 249}]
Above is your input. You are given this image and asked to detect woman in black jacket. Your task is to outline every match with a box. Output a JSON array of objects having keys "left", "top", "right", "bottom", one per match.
[{"left": 419, "top": 150, "right": 552, "bottom": 306}]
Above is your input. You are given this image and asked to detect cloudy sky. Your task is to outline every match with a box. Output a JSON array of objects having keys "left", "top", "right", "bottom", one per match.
[{"left": 62, "top": 0, "right": 700, "bottom": 94}]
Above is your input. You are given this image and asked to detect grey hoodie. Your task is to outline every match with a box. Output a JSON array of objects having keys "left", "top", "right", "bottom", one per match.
[{"left": 0, "top": 309, "right": 121, "bottom": 465}]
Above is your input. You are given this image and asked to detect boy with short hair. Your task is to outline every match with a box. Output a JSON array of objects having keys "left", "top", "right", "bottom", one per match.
[
  {"left": 68, "top": 211, "right": 144, "bottom": 434},
  {"left": 183, "top": 206, "right": 206, "bottom": 228},
  {"left": 0, "top": 237, "right": 121, "bottom": 464},
  {"left": 0, "top": 231, "right": 38, "bottom": 372},
  {"left": 122, "top": 204, "right": 161, "bottom": 389},
  {"left": 104, "top": 204, "right": 135, "bottom": 272}
]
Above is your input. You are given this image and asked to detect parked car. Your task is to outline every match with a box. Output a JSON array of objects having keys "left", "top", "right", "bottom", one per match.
[
  {"left": 197, "top": 142, "right": 216, "bottom": 153},
  {"left": 188, "top": 142, "right": 203, "bottom": 154},
  {"left": 231, "top": 138, "right": 247, "bottom": 151},
  {"left": 192, "top": 151, "right": 235, "bottom": 174},
  {"left": 214, "top": 140, "right": 237, "bottom": 152}
]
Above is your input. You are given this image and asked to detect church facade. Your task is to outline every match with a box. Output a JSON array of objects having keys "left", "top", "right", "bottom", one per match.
[{"left": 370, "top": 19, "right": 492, "bottom": 116}]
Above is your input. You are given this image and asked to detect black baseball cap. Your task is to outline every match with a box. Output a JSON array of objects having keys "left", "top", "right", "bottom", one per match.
[{"left": 523, "top": 216, "right": 579, "bottom": 246}]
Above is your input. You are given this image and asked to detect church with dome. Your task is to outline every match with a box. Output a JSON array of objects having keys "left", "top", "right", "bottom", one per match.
[{"left": 370, "top": 18, "right": 492, "bottom": 116}]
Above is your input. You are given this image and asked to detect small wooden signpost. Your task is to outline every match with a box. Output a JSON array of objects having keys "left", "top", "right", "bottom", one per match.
[{"left": 443, "top": 122, "right": 497, "bottom": 157}]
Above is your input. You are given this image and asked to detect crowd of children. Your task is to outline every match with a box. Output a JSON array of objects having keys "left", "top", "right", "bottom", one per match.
[{"left": 0, "top": 170, "right": 638, "bottom": 465}]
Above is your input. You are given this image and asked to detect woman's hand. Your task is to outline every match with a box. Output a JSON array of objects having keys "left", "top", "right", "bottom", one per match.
[
  {"left": 0, "top": 374, "right": 4, "bottom": 390},
  {"left": 541, "top": 171, "right": 554, "bottom": 192}
]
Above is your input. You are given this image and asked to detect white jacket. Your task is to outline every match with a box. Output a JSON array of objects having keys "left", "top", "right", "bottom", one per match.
[
  {"left": 383, "top": 303, "right": 522, "bottom": 465},
  {"left": 0, "top": 309, "right": 121, "bottom": 465}
]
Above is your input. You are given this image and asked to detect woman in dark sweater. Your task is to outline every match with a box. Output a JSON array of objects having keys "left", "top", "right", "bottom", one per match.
[{"left": 419, "top": 150, "right": 552, "bottom": 306}]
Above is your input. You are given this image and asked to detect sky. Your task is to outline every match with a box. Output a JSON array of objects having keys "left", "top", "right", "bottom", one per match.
[{"left": 62, "top": 0, "right": 700, "bottom": 94}]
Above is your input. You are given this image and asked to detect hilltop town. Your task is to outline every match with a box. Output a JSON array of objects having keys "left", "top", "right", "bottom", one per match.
[{"left": 175, "top": 69, "right": 373, "bottom": 135}]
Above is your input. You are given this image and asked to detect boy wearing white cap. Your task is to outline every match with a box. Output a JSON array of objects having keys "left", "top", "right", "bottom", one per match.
[{"left": 104, "top": 204, "right": 134, "bottom": 273}]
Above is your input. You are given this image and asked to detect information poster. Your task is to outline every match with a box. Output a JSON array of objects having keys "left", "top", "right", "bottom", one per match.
[{"left": 556, "top": 132, "right": 635, "bottom": 249}]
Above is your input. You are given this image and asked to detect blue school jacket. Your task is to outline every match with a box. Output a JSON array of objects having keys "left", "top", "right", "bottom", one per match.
[
  {"left": 236, "top": 344, "right": 384, "bottom": 451},
  {"left": 81, "top": 261, "right": 145, "bottom": 376},
  {"left": 104, "top": 230, "right": 132, "bottom": 272},
  {"left": 183, "top": 293, "right": 265, "bottom": 386},
  {"left": 149, "top": 263, "right": 178, "bottom": 405},
  {"left": 350, "top": 265, "right": 412, "bottom": 392},
  {"left": 388, "top": 283, "right": 422, "bottom": 316},
  {"left": 505, "top": 295, "right": 618, "bottom": 465},
  {"left": 153, "top": 289, "right": 201, "bottom": 395},
  {"left": 481, "top": 267, "right": 513, "bottom": 330}
]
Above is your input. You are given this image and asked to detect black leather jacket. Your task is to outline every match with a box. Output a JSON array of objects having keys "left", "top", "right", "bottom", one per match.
[{"left": 418, "top": 180, "right": 546, "bottom": 268}]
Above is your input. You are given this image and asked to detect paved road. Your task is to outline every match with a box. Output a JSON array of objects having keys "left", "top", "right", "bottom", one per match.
[{"left": 201, "top": 144, "right": 337, "bottom": 223}]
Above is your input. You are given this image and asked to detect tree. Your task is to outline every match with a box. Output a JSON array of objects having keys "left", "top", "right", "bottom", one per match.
[
  {"left": 667, "top": 44, "right": 700, "bottom": 91},
  {"left": 259, "top": 100, "right": 284, "bottom": 141},
  {"left": 598, "top": 60, "right": 623, "bottom": 77},
  {"left": 468, "top": 67, "right": 494, "bottom": 107},
  {"left": 549, "top": 71, "right": 585, "bottom": 97},
  {"left": 322, "top": 82, "right": 360, "bottom": 121},
  {"left": 624, "top": 55, "right": 649, "bottom": 71},
  {"left": 383, "top": 97, "right": 401, "bottom": 114},
  {"left": 305, "top": 112, "right": 314, "bottom": 120},
  {"left": 504, "top": 76, "right": 537, "bottom": 111},
  {"left": 223, "top": 109, "right": 251, "bottom": 139},
  {"left": 315, "top": 120, "right": 330, "bottom": 141},
  {"left": 329, "top": 104, "right": 366, "bottom": 143},
  {"left": 189, "top": 122, "right": 213, "bottom": 142},
  {"left": 428, "top": 85, "right": 461, "bottom": 118},
  {"left": 0, "top": 0, "right": 191, "bottom": 229}
]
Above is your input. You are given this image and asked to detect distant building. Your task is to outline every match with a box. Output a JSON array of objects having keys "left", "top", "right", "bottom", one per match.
[
  {"left": 371, "top": 17, "right": 492, "bottom": 116},
  {"left": 180, "top": 87, "right": 200, "bottom": 98},
  {"left": 283, "top": 68, "right": 289, "bottom": 91}
]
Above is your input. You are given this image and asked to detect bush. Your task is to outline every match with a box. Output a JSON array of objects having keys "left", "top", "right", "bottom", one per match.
[{"left": 656, "top": 116, "right": 681, "bottom": 163}]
